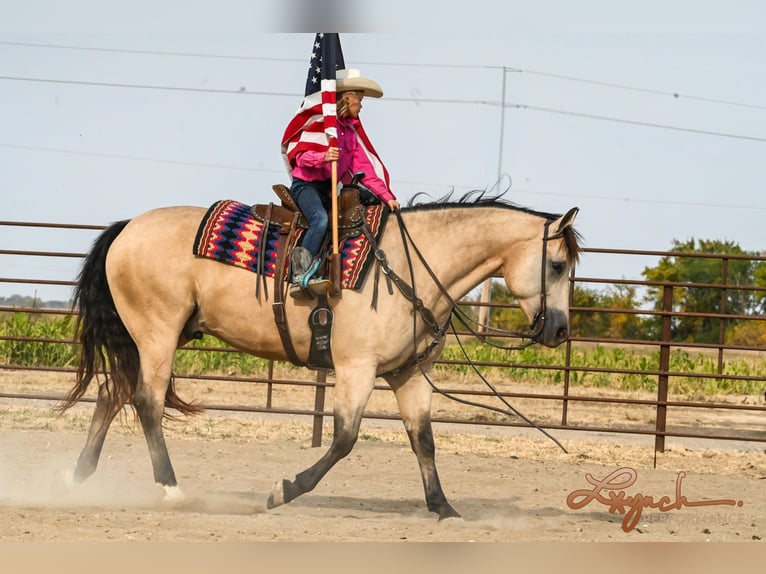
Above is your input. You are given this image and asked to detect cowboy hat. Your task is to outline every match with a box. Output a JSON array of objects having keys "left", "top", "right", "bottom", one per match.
[{"left": 335, "top": 69, "right": 383, "bottom": 98}]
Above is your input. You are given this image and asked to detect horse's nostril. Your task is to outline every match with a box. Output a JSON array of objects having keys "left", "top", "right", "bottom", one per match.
[{"left": 557, "top": 327, "right": 568, "bottom": 341}]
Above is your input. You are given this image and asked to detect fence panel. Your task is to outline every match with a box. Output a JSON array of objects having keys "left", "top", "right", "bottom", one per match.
[{"left": 1, "top": 221, "right": 764, "bottom": 452}]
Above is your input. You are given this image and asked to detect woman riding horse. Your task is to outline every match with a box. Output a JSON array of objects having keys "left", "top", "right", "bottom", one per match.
[{"left": 282, "top": 68, "right": 400, "bottom": 294}]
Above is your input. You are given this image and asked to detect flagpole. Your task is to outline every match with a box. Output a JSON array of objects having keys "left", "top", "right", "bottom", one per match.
[
  {"left": 331, "top": 159, "right": 339, "bottom": 251},
  {"left": 329, "top": 159, "right": 341, "bottom": 296}
]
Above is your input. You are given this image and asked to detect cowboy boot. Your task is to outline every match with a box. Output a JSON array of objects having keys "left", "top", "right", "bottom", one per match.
[{"left": 290, "top": 246, "right": 312, "bottom": 287}]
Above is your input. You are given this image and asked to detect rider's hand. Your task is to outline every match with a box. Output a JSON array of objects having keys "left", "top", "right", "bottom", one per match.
[
  {"left": 324, "top": 147, "right": 339, "bottom": 163},
  {"left": 387, "top": 199, "right": 400, "bottom": 211}
]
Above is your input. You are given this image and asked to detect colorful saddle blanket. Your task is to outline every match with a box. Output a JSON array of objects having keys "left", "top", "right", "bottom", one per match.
[{"left": 192, "top": 199, "right": 388, "bottom": 290}]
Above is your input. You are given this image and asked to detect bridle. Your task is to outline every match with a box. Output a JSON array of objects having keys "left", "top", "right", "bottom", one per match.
[
  {"left": 379, "top": 211, "right": 563, "bottom": 360},
  {"left": 451, "top": 217, "right": 565, "bottom": 350},
  {"left": 368, "top": 209, "right": 570, "bottom": 453}
]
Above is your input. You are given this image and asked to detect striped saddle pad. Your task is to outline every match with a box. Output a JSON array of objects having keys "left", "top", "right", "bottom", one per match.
[{"left": 192, "top": 199, "right": 388, "bottom": 290}]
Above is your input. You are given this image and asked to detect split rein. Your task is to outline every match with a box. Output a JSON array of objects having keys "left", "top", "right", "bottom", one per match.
[{"left": 369, "top": 210, "right": 568, "bottom": 453}]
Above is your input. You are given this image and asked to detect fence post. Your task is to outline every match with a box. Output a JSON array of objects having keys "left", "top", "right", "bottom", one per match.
[
  {"left": 266, "top": 360, "right": 274, "bottom": 409},
  {"left": 562, "top": 270, "right": 576, "bottom": 426},
  {"left": 311, "top": 369, "right": 327, "bottom": 447},
  {"left": 655, "top": 285, "right": 673, "bottom": 454},
  {"left": 478, "top": 278, "right": 492, "bottom": 334},
  {"left": 717, "top": 258, "right": 729, "bottom": 375}
]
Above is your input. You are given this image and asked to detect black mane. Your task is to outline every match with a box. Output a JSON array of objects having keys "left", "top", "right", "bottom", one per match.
[
  {"left": 402, "top": 189, "right": 582, "bottom": 263},
  {"left": 402, "top": 189, "right": 562, "bottom": 220}
]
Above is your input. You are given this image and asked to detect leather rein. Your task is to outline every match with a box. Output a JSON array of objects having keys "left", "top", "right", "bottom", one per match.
[
  {"left": 374, "top": 210, "right": 569, "bottom": 453},
  {"left": 369, "top": 210, "right": 562, "bottom": 375}
]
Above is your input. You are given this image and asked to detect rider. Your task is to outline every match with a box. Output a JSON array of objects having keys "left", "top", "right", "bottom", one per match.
[{"left": 282, "top": 69, "right": 400, "bottom": 291}]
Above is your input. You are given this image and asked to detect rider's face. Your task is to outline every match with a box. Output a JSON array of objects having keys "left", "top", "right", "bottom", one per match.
[{"left": 345, "top": 92, "right": 363, "bottom": 117}]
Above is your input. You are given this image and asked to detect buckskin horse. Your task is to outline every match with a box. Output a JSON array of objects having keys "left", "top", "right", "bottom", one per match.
[{"left": 58, "top": 192, "right": 580, "bottom": 520}]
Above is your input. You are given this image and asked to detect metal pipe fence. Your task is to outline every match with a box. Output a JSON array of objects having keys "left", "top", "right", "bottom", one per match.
[{"left": 1, "top": 220, "right": 764, "bottom": 452}]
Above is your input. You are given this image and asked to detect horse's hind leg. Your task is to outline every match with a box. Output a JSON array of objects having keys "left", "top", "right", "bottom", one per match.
[
  {"left": 387, "top": 371, "right": 461, "bottom": 520},
  {"left": 267, "top": 365, "right": 376, "bottom": 509},
  {"left": 132, "top": 342, "right": 183, "bottom": 502},
  {"left": 71, "top": 380, "right": 125, "bottom": 483}
]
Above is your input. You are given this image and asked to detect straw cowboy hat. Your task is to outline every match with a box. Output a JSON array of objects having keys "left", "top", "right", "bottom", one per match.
[{"left": 335, "top": 69, "right": 383, "bottom": 98}]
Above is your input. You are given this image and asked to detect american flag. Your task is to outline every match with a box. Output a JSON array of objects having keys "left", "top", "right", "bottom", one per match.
[{"left": 281, "top": 33, "right": 345, "bottom": 172}]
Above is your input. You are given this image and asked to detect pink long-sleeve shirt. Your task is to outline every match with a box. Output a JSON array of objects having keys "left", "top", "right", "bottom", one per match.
[{"left": 290, "top": 117, "right": 396, "bottom": 203}]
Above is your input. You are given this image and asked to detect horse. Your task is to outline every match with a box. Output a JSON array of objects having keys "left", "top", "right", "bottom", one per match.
[{"left": 58, "top": 193, "right": 581, "bottom": 520}]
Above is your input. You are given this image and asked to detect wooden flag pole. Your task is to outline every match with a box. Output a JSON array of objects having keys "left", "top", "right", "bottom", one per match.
[
  {"left": 331, "top": 160, "right": 339, "bottom": 251},
  {"left": 329, "top": 159, "right": 341, "bottom": 296}
]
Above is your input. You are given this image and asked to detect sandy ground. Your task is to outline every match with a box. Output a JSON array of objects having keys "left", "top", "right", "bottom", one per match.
[{"left": 0, "top": 383, "right": 764, "bottom": 543}]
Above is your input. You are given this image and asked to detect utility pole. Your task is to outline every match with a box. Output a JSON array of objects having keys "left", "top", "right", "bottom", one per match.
[{"left": 478, "top": 66, "right": 507, "bottom": 333}]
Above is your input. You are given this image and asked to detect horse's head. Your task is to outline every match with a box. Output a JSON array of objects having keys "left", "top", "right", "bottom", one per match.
[{"left": 500, "top": 207, "right": 581, "bottom": 347}]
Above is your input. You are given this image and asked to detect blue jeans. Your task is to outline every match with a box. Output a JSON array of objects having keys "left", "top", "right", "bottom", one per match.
[{"left": 290, "top": 178, "right": 332, "bottom": 257}]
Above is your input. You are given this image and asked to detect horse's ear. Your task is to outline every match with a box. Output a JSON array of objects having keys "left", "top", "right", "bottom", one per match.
[{"left": 553, "top": 207, "right": 579, "bottom": 233}]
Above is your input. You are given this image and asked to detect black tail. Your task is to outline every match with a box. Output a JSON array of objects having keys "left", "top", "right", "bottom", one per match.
[
  {"left": 58, "top": 220, "right": 136, "bottom": 413},
  {"left": 59, "top": 220, "right": 201, "bottom": 417}
]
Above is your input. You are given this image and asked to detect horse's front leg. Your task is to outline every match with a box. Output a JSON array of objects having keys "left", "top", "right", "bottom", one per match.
[
  {"left": 386, "top": 369, "right": 461, "bottom": 520},
  {"left": 267, "top": 364, "right": 376, "bottom": 509}
]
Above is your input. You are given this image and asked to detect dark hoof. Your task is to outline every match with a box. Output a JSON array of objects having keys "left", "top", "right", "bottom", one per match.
[{"left": 437, "top": 505, "right": 462, "bottom": 521}]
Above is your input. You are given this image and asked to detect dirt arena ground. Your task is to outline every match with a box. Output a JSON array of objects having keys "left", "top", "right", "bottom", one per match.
[{"left": 0, "top": 370, "right": 764, "bottom": 545}]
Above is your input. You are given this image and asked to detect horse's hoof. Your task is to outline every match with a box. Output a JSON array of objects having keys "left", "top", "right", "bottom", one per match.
[
  {"left": 161, "top": 485, "right": 186, "bottom": 505},
  {"left": 58, "top": 469, "right": 75, "bottom": 489},
  {"left": 439, "top": 514, "right": 464, "bottom": 523},
  {"left": 267, "top": 480, "right": 285, "bottom": 509},
  {"left": 51, "top": 468, "right": 77, "bottom": 497},
  {"left": 437, "top": 506, "right": 463, "bottom": 521}
]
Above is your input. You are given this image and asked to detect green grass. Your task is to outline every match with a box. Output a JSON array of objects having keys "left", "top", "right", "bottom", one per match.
[
  {"left": 1, "top": 312, "right": 764, "bottom": 396},
  {"left": 359, "top": 433, "right": 382, "bottom": 442},
  {"left": 173, "top": 337, "right": 275, "bottom": 377},
  {"left": 436, "top": 340, "right": 766, "bottom": 395},
  {"left": 0, "top": 312, "right": 78, "bottom": 368}
]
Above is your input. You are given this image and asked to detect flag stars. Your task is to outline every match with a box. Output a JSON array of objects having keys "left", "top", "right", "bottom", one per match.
[{"left": 299, "top": 33, "right": 342, "bottom": 98}]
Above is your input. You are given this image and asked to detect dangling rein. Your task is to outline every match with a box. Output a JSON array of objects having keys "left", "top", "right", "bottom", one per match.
[
  {"left": 363, "top": 211, "right": 559, "bottom": 367},
  {"left": 367, "top": 211, "right": 569, "bottom": 454}
]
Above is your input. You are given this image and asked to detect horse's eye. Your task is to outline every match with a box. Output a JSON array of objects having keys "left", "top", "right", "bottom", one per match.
[{"left": 551, "top": 261, "right": 565, "bottom": 274}]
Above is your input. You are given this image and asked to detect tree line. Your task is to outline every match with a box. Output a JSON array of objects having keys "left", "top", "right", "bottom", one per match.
[
  {"left": 0, "top": 295, "right": 70, "bottom": 309},
  {"left": 485, "top": 239, "right": 766, "bottom": 346}
]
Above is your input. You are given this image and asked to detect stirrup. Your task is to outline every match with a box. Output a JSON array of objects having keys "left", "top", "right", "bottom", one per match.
[
  {"left": 289, "top": 277, "right": 332, "bottom": 300},
  {"left": 289, "top": 283, "right": 314, "bottom": 300},
  {"left": 300, "top": 259, "right": 321, "bottom": 288}
]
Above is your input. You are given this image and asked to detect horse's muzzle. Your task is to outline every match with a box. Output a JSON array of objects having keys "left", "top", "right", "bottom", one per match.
[{"left": 535, "top": 308, "right": 569, "bottom": 348}]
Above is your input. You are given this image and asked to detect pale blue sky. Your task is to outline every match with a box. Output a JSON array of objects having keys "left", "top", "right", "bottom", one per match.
[{"left": 1, "top": 1, "right": 765, "bottom": 301}]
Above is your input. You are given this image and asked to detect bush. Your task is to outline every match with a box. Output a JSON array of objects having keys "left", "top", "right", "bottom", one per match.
[{"left": 0, "top": 312, "right": 77, "bottom": 367}]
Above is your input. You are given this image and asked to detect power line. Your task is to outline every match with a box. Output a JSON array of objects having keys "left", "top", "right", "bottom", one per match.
[
  {"left": 0, "top": 75, "right": 293, "bottom": 98},
  {"left": 392, "top": 178, "right": 766, "bottom": 211},
  {"left": 0, "top": 143, "right": 275, "bottom": 172},
  {"left": 509, "top": 102, "right": 766, "bottom": 143},
  {"left": 2, "top": 39, "right": 764, "bottom": 111},
  {"left": 514, "top": 68, "right": 766, "bottom": 112},
  {"left": 0, "top": 73, "right": 497, "bottom": 105},
  {"left": 507, "top": 187, "right": 766, "bottom": 212},
  {"left": 1, "top": 74, "right": 763, "bottom": 143},
  {"left": 4, "top": 142, "right": 763, "bottom": 213},
  {"left": 0, "top": 40, "right": 502, "bottom": 71},
  {"left": 0, "top": 40, "right": 301, "bottom": 63}
]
